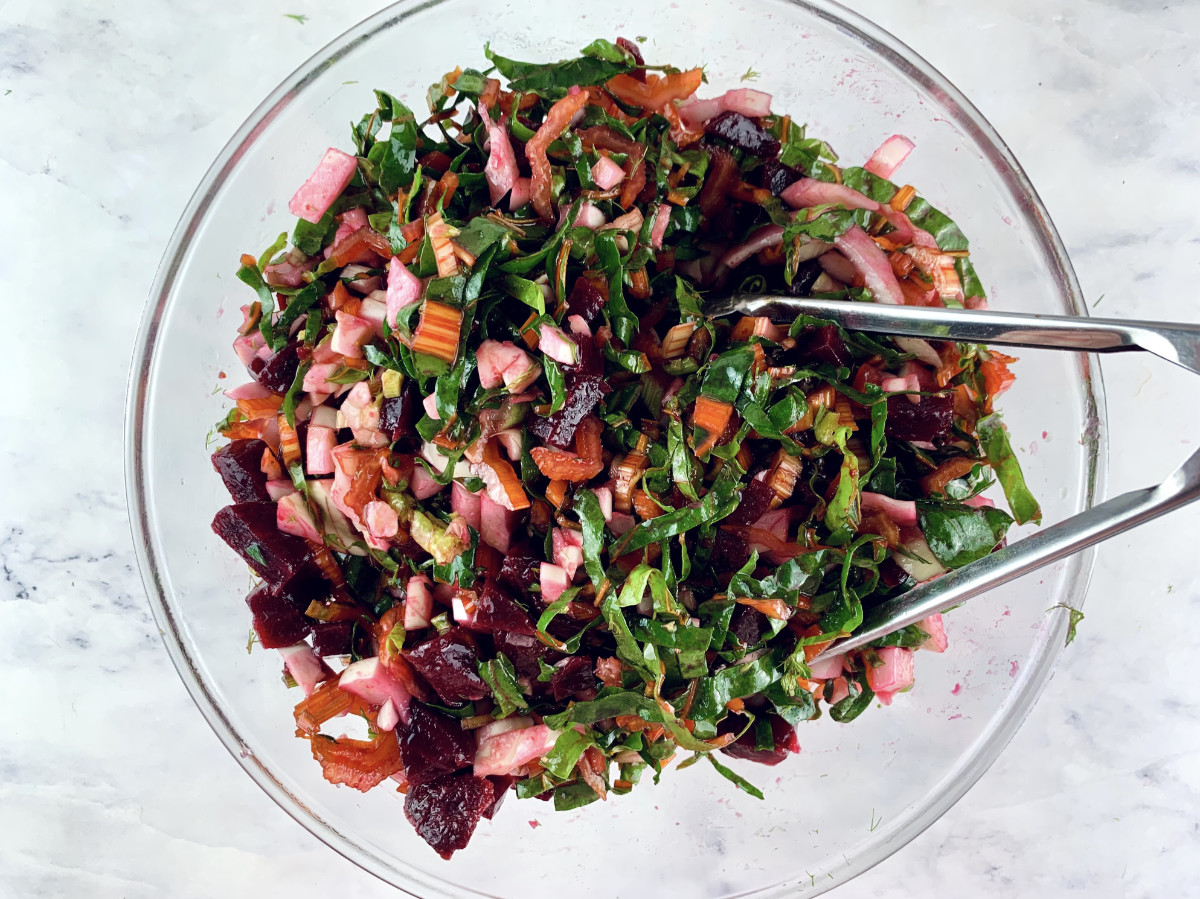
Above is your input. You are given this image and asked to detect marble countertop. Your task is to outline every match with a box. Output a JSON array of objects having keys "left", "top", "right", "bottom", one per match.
[{"left": 2, "top": 0, "right": 1198, "bottom": 896}]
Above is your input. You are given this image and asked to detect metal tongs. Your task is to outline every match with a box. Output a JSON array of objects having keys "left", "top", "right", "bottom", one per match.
[{"left": 705, "top": 295, "right": 1200, "bottom": 658}]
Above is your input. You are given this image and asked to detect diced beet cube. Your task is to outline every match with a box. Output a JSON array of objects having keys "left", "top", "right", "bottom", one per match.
[
  {"left": 571, "top": 332, "right": 604, "bottom": 378},
  {"left": 404, "top": 772, "right": 495, "bottom": 859},
  {"left": 483, "top": 774, "right": 516, "bottom": 819},
  {"left": 787, "top": 259, "right": 824, "bottom": 296},
  {"left": 405, "top": 628, "right": 490, "bottom": 705},
  {"left": 493, "top": 630, "right": 557, "bottom": 677},
  {"left": 475, "top": 581, "right": 538, "bottom": 636},
  {"left": 885, "top": 394, "right": 954, "bottom": 443},
  {"left": 719, "top": 713, "right": 800, "bottom": 766},
  {"left": 759, "top": 159, "right": 802, "bottom": 197},
  {"left": 566, "top": 275, "right": 607, "bottom": 324},
  {"left": 245, "top": 582, "right": 312, "bottom": 649},
  {"left": 310, "top": 620, "right": 354, "bottom": 657},
  {"left": 254, "top": 342, "right": 301, "bottom": 393},
  {"left": 726, "top": 477, "right": 776, "bottom": 527},
  {"left": 497, "top": 548, "right": 542, "bottom": 594},
  {"left": 704, "top": 111, "right": 781, "bottom": 159},
  {"left": 729, "top": 605, "right": 769, "bottom": 650},
  {"left": 878, "top": 558, "right": 912, "bottom": 589},
  {"left": 710, "top": 528, "right": 752, "bottom": 573},
  {"left": 379, "top": 380, "right": 421, "bottom": 441},
  {"left": 212, "top": 502, "right": 319, "bottom": 590},
  {"left": 525, "top": 374, "right": 608, "bottom": 448},
  {"left": 797, "top": 324, "right": 851, "bottom": 368},
  {"left": 211, "top": 439, "right": 272, "bottom": 502},
  {"left": 550, "top": 655, "right": 598, "bottom": 702},
  {"left": 398, "top": 703, "right": 476, "bottom": 786}
]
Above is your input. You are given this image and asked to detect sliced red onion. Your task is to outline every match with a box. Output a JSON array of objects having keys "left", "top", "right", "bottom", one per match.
[
  {"left": 877, "top": 205, "right": 938, "bottom": 249},
  {"left": 340, "top": 264, "right": 382, "bottom": 295},
  {"left": 782, "top": 178, "right": 880, "bottom": 212},
  {"left": 650, "top": 203, "right": 671, "bottom": 250},
  {"left": 677, "top": 94, "right": 726, "bottom": 128},
  {"left": 817, "top": 250, "right": 857, "bottom": 284},
  {"left": 493, "top": 429, "right": 524, "bottom": 462},
  {"left": 964, "top": 495, "right": 995, "bottom": 509},
  {"left": 451, "top": 482, "right": 483, "bottom": 531},
  {"left": 476, "top": 716, "right": 535, "bottom": 743},
  {"left": 410, "top": 463, "right": 444, "bottom": 500},
  {"left": 288, "top": 147, "right": 358, "bottom": 224},
  {"left": 864, "top": 134, "right": 915, "bottom": 180},
  {"left": 477, "top": 339, "right": 541, "bottom": 392},
  {"left": 893, "top": 335, "right": 942, "bottom": 367},
  {"left": 276, "top": 492, "right": 321, "bottom": 541},
  {"left": 893, "top": 533, "right": 948, "bottom": 582},
  {"left": 860, "top": 492, "right": 918, "bottom": 526},
  {"left": 509, "top": 176, "right": 532, "bottom": 212},
  {"left": 718, "top": 224, "right": 784, "bottom": 271},
  {"left": 592, "top": 486, "right": 614, "bottom": 522},
  {"left": 478, "top": 102, "right": 520, "bottom": 206},
  {"left": 224, "top": 381, "right": 273, "bottom": 402},
  {"left": 538, "top": 324, "right": 579, "bottom": 365},
  {"left": 833, "top": 225, "right": 905, "bottom": 305},
  {"left": 567, "top": 314, "right": 592, "bottom": 336}
]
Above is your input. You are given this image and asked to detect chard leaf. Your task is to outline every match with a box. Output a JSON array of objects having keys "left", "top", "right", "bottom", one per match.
[
  {"left": 484, "top": 43, "right": 633, "bottom": 99},
  {"left": 574, "top": 489, "right": 608, "bottom": 588},
  {"left": 235, "top": 263, "right": 279, "bottom": 350},
  {"left": 478, "top": 653, "right": 528, "bottom": 718},
  {"left": 707, "top": 754, "right": 765, "bottom": 800},
  {"left": 917, "top": 501, "right": 1014, "bottom": 569},
  {"left": 829, "top": 674, "right": 874, "bottom": 723},
  {"left": 690, "top": 651, "right": 782, "bottom": 721},
  {"left": 541, "top": 728, "right": 594, "bottom": 779},
  {"left": 977, "top": 413, "right": 1042, "bottom": 524},
  {"left": 293, "top": 212, "right": 338, "bottom": 255}
]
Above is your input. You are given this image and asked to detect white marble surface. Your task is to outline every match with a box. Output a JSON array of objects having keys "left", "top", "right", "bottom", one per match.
[{"left": 2, "top": 0, "right": 1198, "bottom": 896}]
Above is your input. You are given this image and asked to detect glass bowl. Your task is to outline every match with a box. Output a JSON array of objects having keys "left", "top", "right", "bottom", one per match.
[{"left": 125, "top": 0, "right": 1107, "bottom": 895}]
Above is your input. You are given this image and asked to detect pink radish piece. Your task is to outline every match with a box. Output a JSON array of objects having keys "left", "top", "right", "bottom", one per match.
[
  {"left": 276, "top": 492, "right": 321, "bottom": 541},
  {"left": 722, "top": 88, "right": 772, "bottom": 116},
  {"left": 509, "top": 176, "right": 532, "bottom": 211},
  {"left": 451, "top": 482, "right": 483, "bottom": 531},
  {"left": 289, "top": 148, "right": 359, "bottom": 223},
  {"left": 591, "top": 155, "right": 626, "bottom": 190},
  {"left": 364, "top": 500, "right": 399, "bottom": 539},
  {"left": 278, "top": 644, "right": 327, "bottom": 696},
  {"left": 265, "top": 479, "right": 297, "bottom": 501},
  {"left": 782, "top": 178, "right": 879, "bottom": 212},
  {"left": 807, "top": 654, "right": 846, "bottom": 681},
  {"left": 339, "top": 657, "right": 412, "bottom": 722},
  {"left": 918, "top": 613, "right": 948, "bottom": 653},
  {"left": 865, "top": 646, "right": 915, "bottom": 705},
  {"left": 377, "top": 699, "right": 400, "bottom": 732},
  {"left": 538, "top": 324, "right": 579, "bottom": 365},
  {"left": 410, "top": 464, "right": 444, "bottom": 500},
  {"left": 305, "top": 425, "right": 336, "bottom": 476},
  {"left": 864, "top": 134, "right": 915, "bottom": 180},
  {"left": 405, "top": 575, "right": 433, "bottom": 629},
  {"left": 477, "top": 716, "right": 534, "bottom": 743},
  {"left": 479, "top": 103, "right": 520, "bottom": 206},
  {"left": 479, "top": 494, "right": 518, "bottom": 552},
  {"left": 330, "top": 310, "right": 375, "bottom": 358},
  {"left": 385, "top": 257, "right": 423, "bottom": 328},
  {"left": 540, "top": 563, "right": 571, "bottom": 602},
  {"left": 422, "top": 393, "right": 441, "bottom": 421},
  {"left": 473, "top": 724, "right": 559, "bottom": 777}
]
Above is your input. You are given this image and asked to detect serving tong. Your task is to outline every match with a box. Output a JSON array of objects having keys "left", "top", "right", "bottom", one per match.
[{"left": 704, "top": 295, "right": 1200, "bottom": 660}]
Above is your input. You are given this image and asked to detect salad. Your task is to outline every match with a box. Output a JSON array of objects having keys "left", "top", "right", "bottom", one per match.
[{"left": 209, "top": 37, "right": 1041, "bottom": 859}]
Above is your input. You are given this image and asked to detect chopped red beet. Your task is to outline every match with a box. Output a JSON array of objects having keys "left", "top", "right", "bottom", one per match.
[
  {"left": 549, "top": 655, "right": 598, "bottom": 702},
  {"left": 719, "top": 713, "right": 800, "bottom": 765},
  {"left": 475, "top": 580, "right": 538, "bottom": 636},
  {"left": 704, "top": 111, "right": 781, "bottom": 159},
  {"left": 246, "top": 581, "right": 314, "bottom": 649},
  {"left": 397, "top": 702, "right": 476, "bottom": 786},
  {"left": 404, "top": 772, "right": 495, "bottom": 859},
  {"left": 405, "top": 628, "right": 490, "bottom": 705},
  {"left": 253, "top": 341, "right": 302, "bottom": 393},
  {"left": 885, "top": 393, "right": 954, "bottom": 443},
  {"left": 211, "top": 502, "right": 320, "bottom": 591},
  {"left": 211, "top": 439, "right": 272, "bottom": 502}
]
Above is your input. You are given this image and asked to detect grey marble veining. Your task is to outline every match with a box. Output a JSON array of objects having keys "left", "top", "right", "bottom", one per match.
[{"left": 1, "top": 0, "right": 1198, "bottom": 896}]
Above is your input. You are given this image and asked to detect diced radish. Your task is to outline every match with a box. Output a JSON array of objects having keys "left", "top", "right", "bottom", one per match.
[
  {"left": 509, "top": 176, "right": 532, "bottom": 211},
  {"left": 807, "top": 653, "right": 846, "bottom": 681},
  {"left": 308, "top": 478, "right": 364, "bottom": 555},
  {"left": 224, "top": 381, "right": 273, "bottom": 402},
  {"left": 568, "top": 201, "right": 606, "bottom": 230},
  {"left": 865, "top": 646, "right": 915, "bottom": 705},
  {"left": 377, "top": 698, "right": 400, "bottom": 732},
  {"left": 410, "top": 463, "right": 444, "bottom": 500},
  {"left": 405, "top": 575, "right": 433, "bottom": 629},
  {"left": 592, "top": 486, "right": 614, "bottom": 522},
  {"left": 364, "top": 500, "right": 399, "bottom": 539},
  {"left": 358, "top": 293, "right": 388, "bottom": 337},
  {"left": 817, "top": 250, "right": 857, "bottom": 284},
  {"left": 473, "top": 724, "right": 559, "bottom": 777},
  {"left": 278, "top": 644, "right": 327, "bottom": 696},
  {"left": 649, "top": 203, "right": 671, "bottom": 250},
  {"left": 676, "top": 95, "right": 726, "bottom": 128},
  {"left": 834, "top": 225, "right": 905, "bottom": 305},
  {"left": 341, "top": 264, "right": 382, "bottom": 295},
  {"left": 276, "top": 492, "right": 321, "bottom": 541},
  {"left": 339, "top": 656, "right": 412, "bottom": 720},
  {"left": 265, "top": 478, "right": 297, "bottom": 501},
  {"left": 860, "top": 492, "right": 918, "bottom": 527},
  {"left": 263, "top": 258, "right": 314, "bottom": 288},
  {"left": 827, "top": 676, "right": 850, "bottom": 705},
  {"left": 289, "top": 148, "right": 359, "bottom": 224},
  {"left": 233, "top": 331, "right": 266, "bottom": 367},
  {"left": 386, "top": 256, "right": 424, "bottom": 329},
  {"left": 552, "top": 528, "right": 585, "bottom": 580},
  {"left": 893, "top": 533, "right": 948, "bottom": 582},
  {"left": 538, "top": 324, "right": 579, "bottom": 365},
  {"left": 340, "top": 381, "right": 377, "bottom": 431},
  {"left": 422, "top": 393, "right": 441, "bottom": 421},
  {"left": 479, "top": 494, "right": 518, "bottom": 552},
  {"left": 567, "top": 314, "right": 592, "bottom": 336},
  {"left": 451, "top": 482, "right": 483, "bottom": 530},
  {"left": 719, "top": 224, "right": 785, "bottom": 271},
  {"left": 453, "top": 593, "right": 482, "bottom": 630},
  {"left": 864, "top": 134, "right": 915, "bottom": 180},
  {"left": 722, "top": 88, "right": 772, "bottom": 117},
  {"left": 330, "top": 310, "right": 375, "bottom": 358},
  {"left": 540, "top": 563, "right": 571, "bottom": 602},
  {"left": 302, "top": 362, "right": 340, "bottom": 396},
  {"left": 305, "top": 425, "right": 337, "bottom": 476},
  {"left": 477, "top": 339, "right": 541, "bottom": 392},
  {"left": 477, "top": 716, "right": 535, "bottom": 743},
  {"left": 609, "top": 511, "right": 636, "bottom": 535},
  {"left": 478, "top": 102, "right": 520, "bottom": 206},
  {"left": 918, "top": 613, "right": 948, "bottom": 653},
  {"left": 591, "top": 154, "right": 626, "bottom": 190},
  {"left": 782, "top": 178, "right": 880, "bottom": 212},
  {"left": 340, "top": 207, "right": 370, "bottom": 233}
]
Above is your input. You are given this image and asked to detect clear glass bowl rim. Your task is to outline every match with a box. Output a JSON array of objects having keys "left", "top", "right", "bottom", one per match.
[{"left": 124, "top": 1, "right": 1108, "bottom": 895}]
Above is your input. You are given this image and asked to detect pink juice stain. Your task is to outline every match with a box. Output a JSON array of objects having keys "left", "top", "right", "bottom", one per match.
[
  {"left": 1010, "top": 660, "right": 1020, "bottom": 678},
  {"left": 951, "top": 682, "right": 962, "bottom": 695},
  {"left": 528, "top": 819, "right": 541, "bottom": 829}
]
